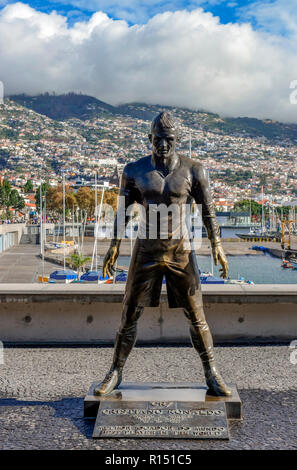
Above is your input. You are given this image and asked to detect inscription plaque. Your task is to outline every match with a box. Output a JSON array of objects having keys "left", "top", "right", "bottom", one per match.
[{"left": 92, "top": 401, "right": 229, "bottom": 439}]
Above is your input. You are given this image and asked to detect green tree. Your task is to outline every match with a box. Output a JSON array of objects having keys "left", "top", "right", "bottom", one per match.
[
  {"left": 66, "top": 252, "right": 91, "bottom": 279},
  {"left": 233, "top": 199, "right": 262, "bottom": 216},
  {"left": 24, "top": 180, "right": 34, "bottom": 193},
  {"left": 0, "top": 179, "right": 11, "bottom": 210},
  {"left": 275, "top": 206, "right": 291, "bottom": 218},
  {"left": 9, "top": 189, "right": 25, "bottom": 211},
  {"left": 0, "top": 180, "right": 24, "bottom": 217}
]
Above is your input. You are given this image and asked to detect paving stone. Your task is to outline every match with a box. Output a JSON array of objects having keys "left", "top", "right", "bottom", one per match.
[{"left": 0, "top": 345, "right": 296, "bottom": 449}]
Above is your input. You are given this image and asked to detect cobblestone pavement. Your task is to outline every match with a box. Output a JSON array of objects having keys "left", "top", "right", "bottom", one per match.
[{"left": 0, "top": 345, "right": 296, "bottom": 450}]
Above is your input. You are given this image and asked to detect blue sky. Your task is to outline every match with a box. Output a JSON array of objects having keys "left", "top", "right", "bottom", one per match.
[
  {"left": 0, "top": 1, "right": 276, "bottom": 28},
  {"left": 0, "top": 1, "right": 295, "bottom": 37}
]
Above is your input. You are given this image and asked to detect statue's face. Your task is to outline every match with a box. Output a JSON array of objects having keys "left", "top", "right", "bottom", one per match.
[{"left": 150, "top": 127, "right": 176, "bottom": 162}]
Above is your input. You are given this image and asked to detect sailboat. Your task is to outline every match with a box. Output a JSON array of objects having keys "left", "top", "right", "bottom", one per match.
[
  {"left": 85, "top": 175, "right": 111, "bottom": 283},
  {"left": 236, "top": 187, "right": 281, "bottom": 242},
  {"left": 39, "top": 172, "right": 79, "bottom": 283},
  {"left": 49, "top": 269, "right": 78, "bottom": 283}
]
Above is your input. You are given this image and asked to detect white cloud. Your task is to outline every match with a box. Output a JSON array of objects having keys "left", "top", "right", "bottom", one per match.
[{"left": 1, "top": 3, "right": 297, "bottom": 123}]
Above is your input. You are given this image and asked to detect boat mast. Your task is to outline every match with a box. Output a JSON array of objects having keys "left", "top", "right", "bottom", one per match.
[
  {"left": 63, "top": 171, "right": 66, "bottom": 271},
  {"left": 40, "top": 180, "right": 45, "bottom": 281},
  {"left": 91, "top": 177, "right": 106, "bottom": 274},
  {"left": 130, "top": 216, "right": 133, "bottom": 258},
  {"left": 261, "top": 185, "right": 264, "bottom": 232},
  {"left": 40, "top": 180, "right": 42, "bottom": 257},
  {"left": 43, "top": 189, "right": 46, "bottom": 279},
  {"left": 91, "top": 172, "right": 97, "bottom": 272},
  {"left": 72, "top": 206, "right": 75, "bottom": 248},
  {"left": 188, "top": 130, "right": 197, "bottom": 254},
  {"left": 206, "top": 168, "right": 214, "bottom": 274},
  {"left": 43, "top": 189, "right": 46, "bottom": 248},
  {"left": 95, "top": 172, "right": 98, "bottom": 272},
  {"left": 189, "top": 130, "right": 192, "bottom": 159}
]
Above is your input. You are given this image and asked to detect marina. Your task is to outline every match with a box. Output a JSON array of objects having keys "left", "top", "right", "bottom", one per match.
[{"left": 1, "top": 242, "right": 297, "bottom": 285}]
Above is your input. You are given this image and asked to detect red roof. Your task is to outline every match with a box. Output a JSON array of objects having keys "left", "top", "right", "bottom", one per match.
[{"left": 214, "top": 200, "right": 233, "bottom": 206}]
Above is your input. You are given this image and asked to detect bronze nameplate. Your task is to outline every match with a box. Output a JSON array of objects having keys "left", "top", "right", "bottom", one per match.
[{"left": 92, "top": 400, "right": 229, "bottom": 439}]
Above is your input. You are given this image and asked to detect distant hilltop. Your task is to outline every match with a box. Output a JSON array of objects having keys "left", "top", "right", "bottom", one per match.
[{"left": 8, "top": 92, "right": 297, "bottom": 145}]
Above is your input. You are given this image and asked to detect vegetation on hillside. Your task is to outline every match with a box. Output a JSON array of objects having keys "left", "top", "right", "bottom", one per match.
[
  {"left": 233, "top": 199, "right": 292, "bottom": 217},
  {"left": 0, "top": 179, "right": 25, "bottom": 217},
  {"left": 9, "top": 93, "right": 297, "bottom": 144}
]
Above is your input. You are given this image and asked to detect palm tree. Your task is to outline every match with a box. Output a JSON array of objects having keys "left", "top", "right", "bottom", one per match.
[{"left": 66, "top": 252, "right": 91, "bottom": 279}]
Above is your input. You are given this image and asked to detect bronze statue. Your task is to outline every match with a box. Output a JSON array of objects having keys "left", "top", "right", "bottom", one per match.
[{"left": 94, "top": 112, "right": 231, "bottom": 397}]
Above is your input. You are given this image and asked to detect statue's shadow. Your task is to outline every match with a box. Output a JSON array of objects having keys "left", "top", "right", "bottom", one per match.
[{"left": 0, "top": 397, "right": 94, "bottom": 439}]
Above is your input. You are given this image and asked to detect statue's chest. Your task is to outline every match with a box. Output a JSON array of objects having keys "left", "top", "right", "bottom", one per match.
[{"left": 135, "top": 170, "right": 190, "bottom": 204}]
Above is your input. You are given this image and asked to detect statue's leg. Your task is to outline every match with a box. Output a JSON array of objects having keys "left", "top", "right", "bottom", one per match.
[
  {"left": 94, "top": 304, "right": 144, "bottom": 396},
  {"left": 183, "top": 303, "right": 232, "bottom": 397}
]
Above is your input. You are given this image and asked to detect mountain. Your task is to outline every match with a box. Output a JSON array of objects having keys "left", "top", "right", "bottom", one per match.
[
  {"left": 9, "top": 92, "right": 297, "bottom": 144},
  {"left": 9, "top": 93, "right": 168, "bottom": 122},
  {"left": 9, "top": 92, "right": 115, "bottom": 121}
]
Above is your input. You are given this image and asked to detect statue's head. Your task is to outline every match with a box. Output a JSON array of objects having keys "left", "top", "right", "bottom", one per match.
[{"left": 149, "top": 111, "right": 177, "bottom": 162}]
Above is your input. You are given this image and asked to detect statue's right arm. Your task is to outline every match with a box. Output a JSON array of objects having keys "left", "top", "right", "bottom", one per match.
[{"left": 103, "top": 164, "right": 139, "bottom": 278}]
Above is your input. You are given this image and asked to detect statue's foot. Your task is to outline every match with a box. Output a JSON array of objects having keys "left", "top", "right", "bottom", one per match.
[
  {"left": 94, "top": 369, "right": 122, "bottom": 396},
  {"left": 205, "top": 370, "right": 232, "bottom": 397}
]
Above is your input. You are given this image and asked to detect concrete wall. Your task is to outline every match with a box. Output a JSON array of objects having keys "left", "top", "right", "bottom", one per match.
[
  {"left": 0, "top": 223, "right": 25, "bottom": 250},
  {"left": 0, "top": 284, "right": 296, "bottom": 344}
]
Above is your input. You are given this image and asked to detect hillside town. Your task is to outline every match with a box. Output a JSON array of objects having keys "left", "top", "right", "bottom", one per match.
[{"left": 0, "top": 97, "right": 296, "bottom": 220}]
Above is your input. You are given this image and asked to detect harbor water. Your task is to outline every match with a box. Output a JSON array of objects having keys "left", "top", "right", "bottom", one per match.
[{"left": 115, "top": 254, "right": 297, "bottom": 284}]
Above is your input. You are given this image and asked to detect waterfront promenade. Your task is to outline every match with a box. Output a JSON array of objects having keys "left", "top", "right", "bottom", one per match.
[
  {"left": 0, "top": 344, "right": 296, "bottom": 449},
  {"left": 0, "top": 241, "right": 287, "bottom": 284}
]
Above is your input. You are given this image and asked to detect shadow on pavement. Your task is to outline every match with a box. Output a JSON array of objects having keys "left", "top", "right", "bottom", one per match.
[{"left": 0, "top": 396, "right": 94, "bottom": 439}]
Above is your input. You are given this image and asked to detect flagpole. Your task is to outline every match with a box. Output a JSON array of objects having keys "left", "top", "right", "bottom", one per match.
[
  {"left": 40, "top": 180, "right": 42, "bottom": 258},
  {"left": 261, "top": 185, "right": 264, "bottom": 232}
]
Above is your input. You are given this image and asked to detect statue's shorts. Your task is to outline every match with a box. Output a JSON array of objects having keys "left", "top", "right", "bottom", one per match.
[{"left": 123, "top": 240, "right": 203, "bottom": 310}]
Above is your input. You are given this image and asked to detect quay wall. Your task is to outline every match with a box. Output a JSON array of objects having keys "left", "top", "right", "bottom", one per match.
[
  {"left": 0, "top": 284, "right": 296, "bottom": 344},
  {"left": 0, "top": 224, "right": 25, "bottom": 252}
]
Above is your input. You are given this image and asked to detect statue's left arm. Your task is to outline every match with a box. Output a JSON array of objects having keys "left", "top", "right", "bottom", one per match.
[{"left": 190, "top": 163, "right": 229, "bottom": 279}]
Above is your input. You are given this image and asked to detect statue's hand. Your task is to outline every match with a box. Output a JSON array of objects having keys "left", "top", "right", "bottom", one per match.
[
  {"left": 103, "top": 244, "right": 119, "bottom": 278},
  {"left": 212, "top": 243, "right": 229, "bottom": 279}
]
